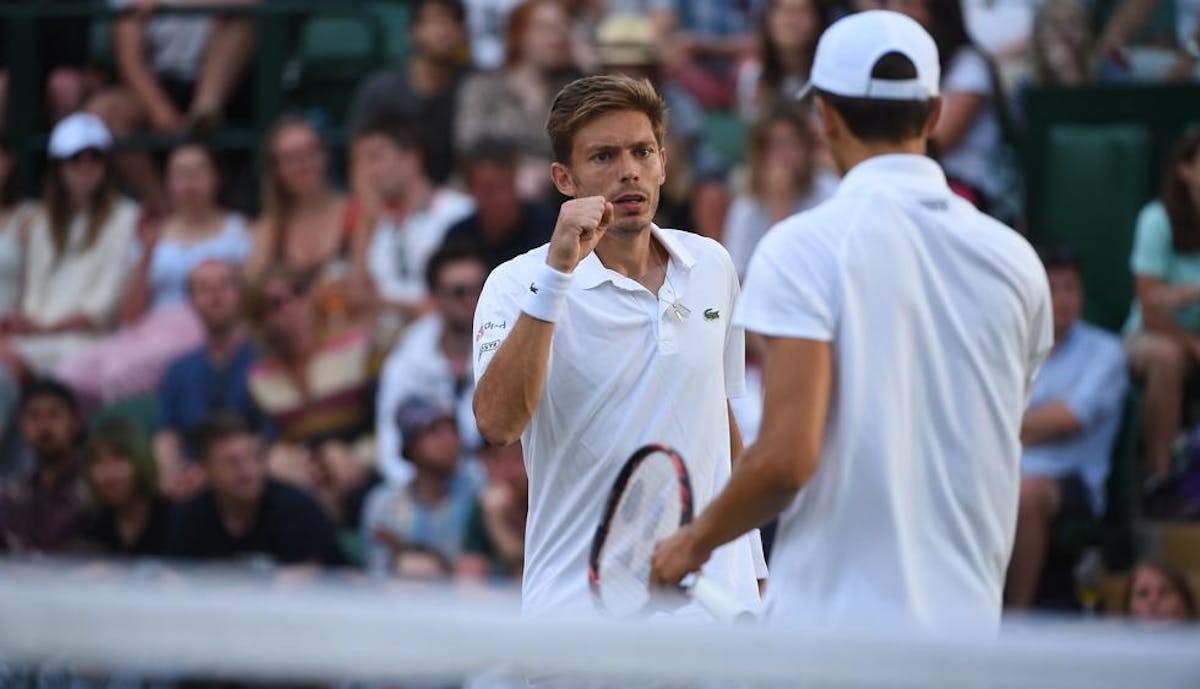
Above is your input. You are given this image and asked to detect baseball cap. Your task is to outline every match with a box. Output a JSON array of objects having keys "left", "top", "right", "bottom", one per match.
[
  {"left": 395, "top": 396, "right": 455, "bottom": 442},
  {"left": 798, "top": 10, "right": 940, "bottom": 102},
  {"left": 48, "top": 112, "right": 113, "bottom": 160},
  {"left": 596, "top": 15, "right": 657, "bottom": 67}
]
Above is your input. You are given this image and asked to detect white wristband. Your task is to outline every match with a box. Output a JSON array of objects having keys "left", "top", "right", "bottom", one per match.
[{"left": 521, "top": 263, "right": 573, "bottom": 323}]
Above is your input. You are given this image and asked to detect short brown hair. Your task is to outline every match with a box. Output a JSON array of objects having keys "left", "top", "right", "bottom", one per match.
[{"left": 545, "top": 74, "right": 667, "bottom": 165}]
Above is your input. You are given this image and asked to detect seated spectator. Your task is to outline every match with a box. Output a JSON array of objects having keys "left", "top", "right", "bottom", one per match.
[
  {"left": 88, "top": 0, "right": 258, "bottom": 212},
  {"left": 456, "top": 0, "right": 582, "bottom": 199},
  {"left": 889, "top": 0, "right": 1011, "bottom": 217},
  {"left": 659, "top": 0, "right": 761, "bottom": 110},
  {"left": 443, "top": 139, "right": 554, "bottom": 272},
  {"left": 57, "top": 142, "right": 251, "bottom": 405},
  {"left": 347, "top": 0, "right": 470, "bottom": 185},
  {"left": 1123, "top": 558, "right": 1197, "bottom": 622},
  {"left": 0, "top": 380, "right": 86, "bottom": 554},
  {"left": 245, "top": 117, "right": 371, "bottom": 330},
  {"left": 166, "top": 412, "right": 343, "bottom": 566},
  {"left": 1098, "top": 0, "right": 1200, "bottom": 82},
  {"left": 458, "top": 440, "right": 527, "bottom": 580},
  {"left": 362, "top": 397, "right": 481, "bottom": 576},
  {"left": 0, "top": 137, "right": 36, "bottom": 477},
  {"left": 1125, "top": 130, "right": 1200, "bottom": 486},
  {"left": 81, "top": 419, "right": 172, "bottom": 558},
  {"left": 595, "top": 14, "right": 729, "bottom": 240},
  {"left": 0, "top": 114, "right": 139, "bottom": 383},
  {"left": 376, "top": 242, "right": 485, "bottom": 483},
  {"left": 245, "top": 267, "right": 376, "bottom": 448},
  {"left": 156, "top": 259, "right": 261, "bottom": 498},
  {"left": 1004, "top": 247, "right": 1128, "bottom": 610},
  {"left": 735, "top": 0, "right": 829, "bottom": 122},
  {"left": 353, "top": 117, "right": 474, "bottom": 315},
  {"left": 1028, "top": 0, "right": 1098, "bottom": 88},
  {"left": 722, "top": 105, "right": 838, "bottom": 276}
]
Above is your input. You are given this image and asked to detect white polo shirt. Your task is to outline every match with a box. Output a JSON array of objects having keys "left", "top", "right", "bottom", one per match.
[
  {"left": 736, "top": 154, "right": 1052, "bottom": 630},
  {"left": 473, "top": 225, "right": 762, "bottom": 617}
]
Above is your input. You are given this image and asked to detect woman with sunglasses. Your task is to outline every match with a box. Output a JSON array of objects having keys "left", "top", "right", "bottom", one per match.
[
  {"left": 56, "top": 142, "right": 251, "bottom": 405},
  {"left": 244, "top": 266, "right": 379, "bottom": 525},
  {"left": 0, "top": 113, "right": 140, "bottom": 385}
]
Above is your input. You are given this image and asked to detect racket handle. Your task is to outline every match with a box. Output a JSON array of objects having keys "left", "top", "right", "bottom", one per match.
[{"left": 683, "top": 574, "right": 757, "bottom": 624}]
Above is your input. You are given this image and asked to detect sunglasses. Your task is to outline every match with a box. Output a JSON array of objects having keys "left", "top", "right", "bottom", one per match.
[
  {"left": 439, "top": 283, "right": 483, "bottom": 299},
  {"left": 64, "top": 148, "right": 104, "bottom": 165}
]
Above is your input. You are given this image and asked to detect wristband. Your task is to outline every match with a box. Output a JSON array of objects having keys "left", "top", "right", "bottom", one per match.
[{"left": 521, "top": 263, "right": 573, "bottom": 323}]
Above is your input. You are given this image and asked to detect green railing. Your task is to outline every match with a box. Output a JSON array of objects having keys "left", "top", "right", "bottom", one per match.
[{"left": 0, "top": 0, "right": 390, "bottom": 190}]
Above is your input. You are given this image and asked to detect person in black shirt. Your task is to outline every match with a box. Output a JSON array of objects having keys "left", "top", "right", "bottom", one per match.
[
  {"left": 166, "top": 412, "right": 343, "bottom": 567},
  {"left": 82, "top": 419, "right": 172, "bottom": 558},
  {"left": 442, "top": 138, "right": 556, "bottom": 272}
]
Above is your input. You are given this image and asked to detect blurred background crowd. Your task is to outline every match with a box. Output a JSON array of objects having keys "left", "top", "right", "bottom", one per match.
[{"left": 0, "top": 0, "right": 1197, "bottom": 625}]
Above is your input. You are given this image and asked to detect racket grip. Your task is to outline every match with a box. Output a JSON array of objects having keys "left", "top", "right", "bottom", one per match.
[{"left": 683, "top": 574, "right": 757, "bottom": 624}]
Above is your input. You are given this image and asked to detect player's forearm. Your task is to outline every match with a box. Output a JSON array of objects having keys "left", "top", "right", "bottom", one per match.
[
  {"left": 1020, "top": 401, "right": 1082, "bottom": 446},
  {"left": 692, "top": 444, "right": 807, "bottom": 555},
  {"left": 473, "top": 315, "right": 554, "bottom": 445}
]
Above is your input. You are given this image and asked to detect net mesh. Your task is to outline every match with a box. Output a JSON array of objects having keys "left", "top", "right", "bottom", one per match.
[
  {"left": 593, "top": 452, "right": 686, "bottom": 618},
  {"left": 1, "top": 562, "right": 1199, "bottom": 689}
]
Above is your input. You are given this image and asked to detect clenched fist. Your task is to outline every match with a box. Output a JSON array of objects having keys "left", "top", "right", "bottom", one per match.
[{"left": 546, "top": 196, "right": 613, "bottom": 273}]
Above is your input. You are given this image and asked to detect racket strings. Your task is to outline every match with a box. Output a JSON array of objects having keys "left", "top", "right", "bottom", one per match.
[{"left": 595, "top": 455, "right": 685, "bottom": 617}]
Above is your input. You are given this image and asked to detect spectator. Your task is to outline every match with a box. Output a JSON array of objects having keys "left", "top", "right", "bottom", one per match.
[
  {"left": 376, "top": 242, "right": 485, "bottom": 484},
  {"left": 457, "top": 440, "right": 527, "bottom": 580},
  {"left": 443, "top": 139, "right": 554, "bottom": 272},
  {"left": 659, "top": 0, "right": 762, "bottom": 110},
  {"left": 736, "top": 0, "right": 830, "bottom": 122},
  {"left": 1005, "top": 247, "right": 1128, "bottom": 610},
  {"left": 347, "top": 0, "right": 470, "bottom": 185},
  {"left": 362, "top": 396, "right": 480, "bottom": 576},
  {"left": 1123, "top": 558, "right": 1197, "bottom": 622},
  {"left": 0, "top": 114, "right": 139, "bottom": 382},
  {"left": 0, "top": 0, "right": 97, "bottom": 127},
  {"left": 1028, "top": 0, "right": 1097, "bottom": 88},
  {"left": 1098, "top": 0, "right": 1200, "bottom": 81},
  {"left": 1125, "top": 130, "right": 1200, "bottom": 486},
  {"left": 455, "top": 0, "right": 582, "bottom": 200},
  {"left": 245, "top": 266, "right": 376, "bottom": 448},
  {"left": 0, "top": 137, "right": 35, "bottom": 478},
  {"left": 353, "top": 117, "right": 474, "bottom": 315},
  {"left": 81, "top": 419, "right": 172, "bottom": 558},
  {"left": 166, "top": 411, "right": 343, "bottom": 566},
  {"left": 595, "top": 14, "right": 729, "bottom": 240},
  {"left": 889, "top": 0, "right": 1010, "bottom": 216},
  {"left": 155, "top": 259, "right": 260, "bottom": 497},
  {"left": 88, "top": 0, "right": 258, "bottom": 214},
  {"left": 394, "top": 543, "right": 455, "bottom": 580},
  {"left": 57, "top": 142, "right": 251, "bottom": 405},
  {"left": 245, "top": 116, "right": 371, "bottom": 331},
  {"left": 463, "top": 0, "right": 522, "bottom": 70},
  {"left": 721, "top": 105, "right": 839, "bottom": 276},
  {"left": 0, "top": 380, "right": 86, "bottom": 554}
]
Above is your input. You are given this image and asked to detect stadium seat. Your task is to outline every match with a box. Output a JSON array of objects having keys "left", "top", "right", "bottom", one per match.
[
  {"left": 87, "top": 393, "right": 161, "bottom": 438},
  {"left": 702, "top": 112, "right": 748, "bottom": 168},
  {"left": 292, "top": 11, "right": 388, "bottom": 123},
  {"left": 1039, "top": 124, "right": 1152, "bottom": 333}
]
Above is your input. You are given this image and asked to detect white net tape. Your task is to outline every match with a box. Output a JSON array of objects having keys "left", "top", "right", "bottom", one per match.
[{"left": 1, "top": 562, "right": 1198, "bottom": 688}]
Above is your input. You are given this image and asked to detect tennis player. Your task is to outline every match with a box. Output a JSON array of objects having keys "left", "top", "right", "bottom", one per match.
[
  {"left": 471, "top": 74, "right": 763, "bottom": 617},
  {"left": 651, "top": 11, "right": 1053, "bottom": 630}
]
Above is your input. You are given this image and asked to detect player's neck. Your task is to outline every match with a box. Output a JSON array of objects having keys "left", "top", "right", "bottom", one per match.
[
  {"left": 834, "top": 138, "right": 928, "bottom": 175},
  {"left": 594, "top": 225, "right": 657, "bottom": 280}
]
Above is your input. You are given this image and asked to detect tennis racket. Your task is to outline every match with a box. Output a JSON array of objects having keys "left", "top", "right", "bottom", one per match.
[{"left": 587, "top": 443, "right": 753, "bottom": 623}]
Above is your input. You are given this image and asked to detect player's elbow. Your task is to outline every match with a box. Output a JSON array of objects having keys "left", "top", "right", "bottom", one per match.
[{"left": 473, "top": 396, "right": 523, "bottom": 447}]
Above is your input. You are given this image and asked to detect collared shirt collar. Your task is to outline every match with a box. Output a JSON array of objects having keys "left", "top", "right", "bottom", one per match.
[
  {"left": 575, "top": 224, "right": 697, "bottom": 290},
  {"left": 836, "top": 153, "right": 948, "bottom": 198}
]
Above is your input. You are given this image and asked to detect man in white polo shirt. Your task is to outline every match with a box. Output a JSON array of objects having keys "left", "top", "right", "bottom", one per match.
[
  {"left": 651, "top": 11, "right": 1053, "bottom": 630},
  {"left": 472, "top": 74, "right": 763, "bottom": 617}
]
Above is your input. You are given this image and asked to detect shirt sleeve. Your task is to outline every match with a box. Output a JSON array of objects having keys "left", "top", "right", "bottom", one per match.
[
  {"left": 1129, "top": 202, "right": 1173, "bottom": 279},
  {"left": 1026, "top": 268, "right": 1055, "bottom": 404},
  {"left": 734, "top": 222, "right": 838, "bottom": 341},
  {"left": 1064, "top": 337, "right": 1129, "bottom": 430},
  {"left": 473, "top": 263, "right": 525, "bottom": 381}
]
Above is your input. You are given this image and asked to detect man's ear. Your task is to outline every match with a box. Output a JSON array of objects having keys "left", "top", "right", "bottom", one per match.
[
  {"left": 815, "top": 96, "right": 839, "bottom": 143},
  {"left": 923, "top": 97, "right": 943, "bottom": 138},
  {"left": 550, "top": 162, "right": 577, "bottom": 198},
  {"left": 657, "top": 145, "right": 667, "bottom": 186}
]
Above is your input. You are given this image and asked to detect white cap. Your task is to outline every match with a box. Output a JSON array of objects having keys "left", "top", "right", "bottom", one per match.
[
  {"left": 799, "top": 10, "right": 940, "bottom": 102},
  {"left": 48, "top": 112, "right": 113, "bottom": 159}
]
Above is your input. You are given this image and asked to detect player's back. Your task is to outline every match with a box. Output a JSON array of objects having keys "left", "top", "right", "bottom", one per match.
[{"left": 743, "top": 155, "right": 1052, "bottom": 630}]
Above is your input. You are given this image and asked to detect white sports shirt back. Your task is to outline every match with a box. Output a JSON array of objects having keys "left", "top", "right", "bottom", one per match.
[{"left": 735, "top": 154, "right": 1053, "bottom": 630}]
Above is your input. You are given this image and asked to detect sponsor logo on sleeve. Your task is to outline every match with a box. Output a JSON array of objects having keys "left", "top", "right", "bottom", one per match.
[
  {"left": 475, "top": 320, "right": 508, "bottom": 342},
  {"left": 478, "top": 340, "right": 499, "bottom": 359}
]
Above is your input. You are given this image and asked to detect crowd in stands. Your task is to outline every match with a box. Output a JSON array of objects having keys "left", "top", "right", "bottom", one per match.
[{"left": 0, "top": 0, "right": 1197, "bottom": 621}]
